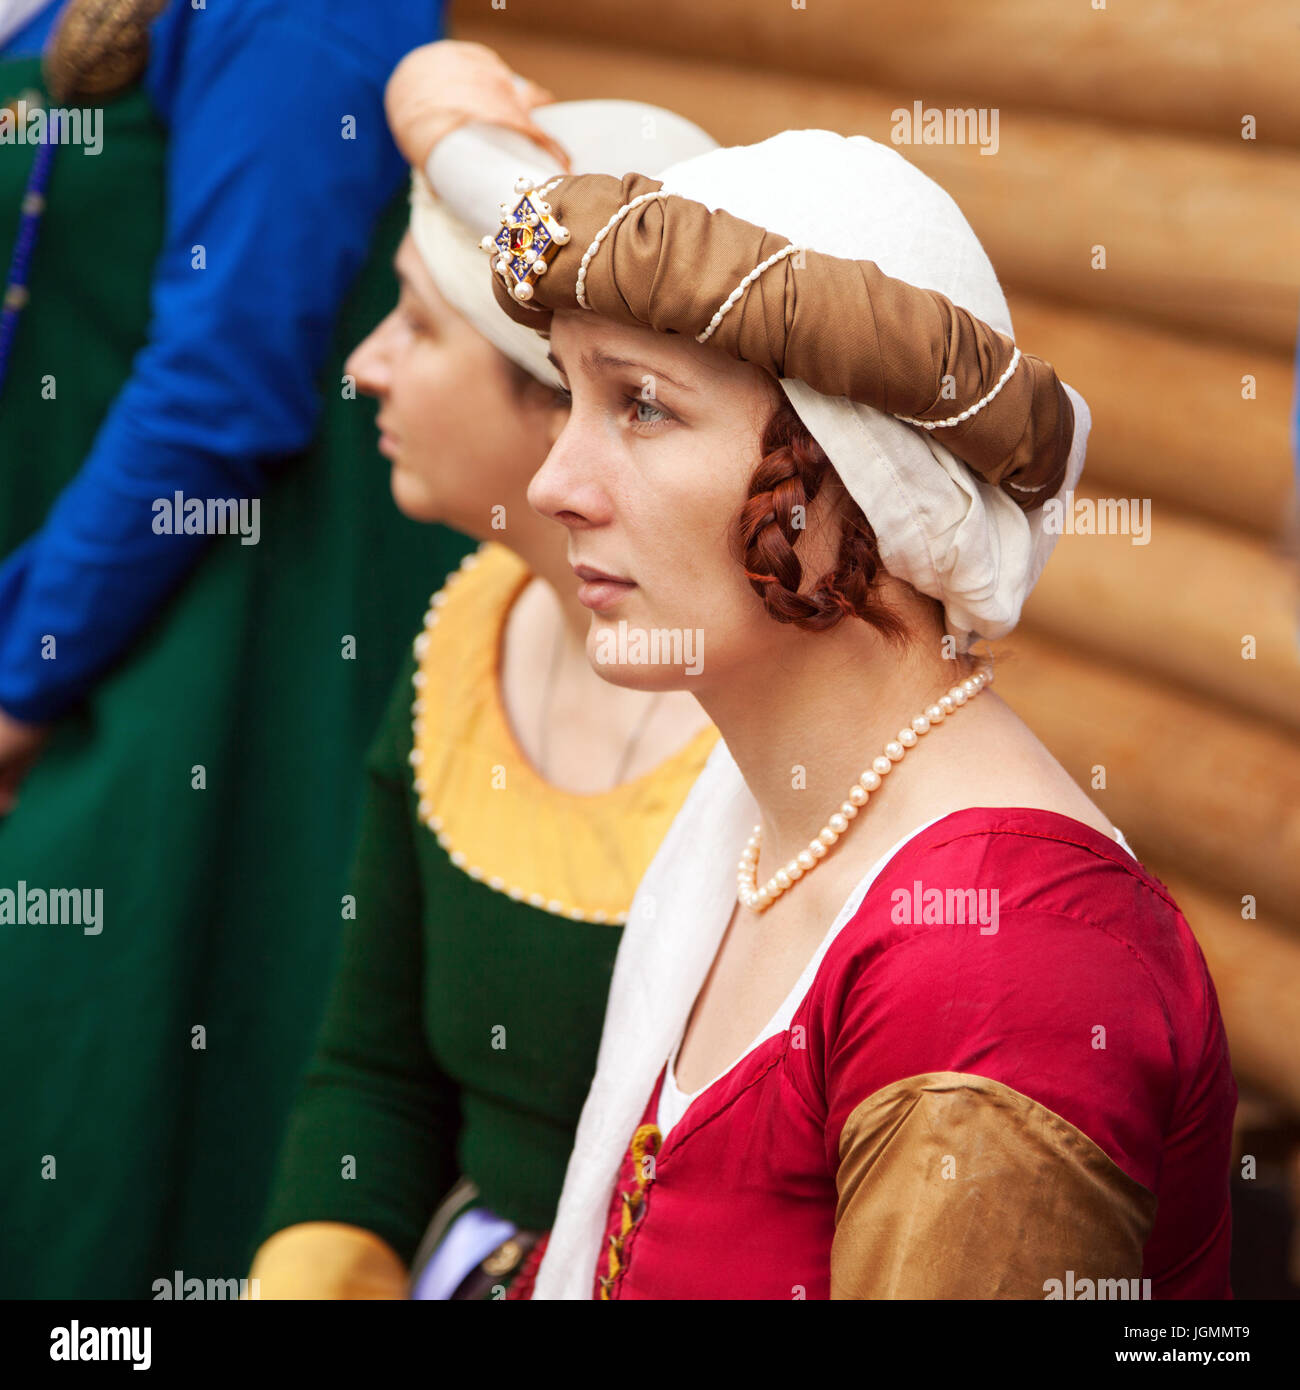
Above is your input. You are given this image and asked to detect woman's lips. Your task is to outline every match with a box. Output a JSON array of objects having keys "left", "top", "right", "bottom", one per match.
[
  {"left": 375, "top": 417, "right": 399, "bottom": 458},
  {"left": 573, "top": 565, "right": 636, "bottom": 613},
  {"left": 577, "top": 579, "right": 636, "bottom": 612}
]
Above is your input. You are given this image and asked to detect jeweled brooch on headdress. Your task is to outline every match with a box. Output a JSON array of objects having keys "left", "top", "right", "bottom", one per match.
[{"left": 480, "top": 177, "right": 570, "bottom": 304}]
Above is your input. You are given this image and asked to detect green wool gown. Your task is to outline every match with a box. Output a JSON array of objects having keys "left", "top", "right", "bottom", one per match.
[
  {"left": 0, "top": 56, "right": 474, "bottom": 1298},
  {"left": 253, "top": 544, "right": 717, "bottom": 1297}
]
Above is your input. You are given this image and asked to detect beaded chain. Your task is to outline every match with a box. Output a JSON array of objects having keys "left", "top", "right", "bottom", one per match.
[{"left": 0, "top": 90, "right": 57, "bottom": 395}]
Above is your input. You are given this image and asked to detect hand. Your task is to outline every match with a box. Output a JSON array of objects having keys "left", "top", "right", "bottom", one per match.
[
  {"left": 385, "top": 40, "right": 572, "bottom": 175},
  {"left": 0, "top": 706, "right": 49, "bottom": 816}
]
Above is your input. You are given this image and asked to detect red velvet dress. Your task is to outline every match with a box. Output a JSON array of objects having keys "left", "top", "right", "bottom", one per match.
[{"left": 593, "top": 808, "right": 1235, "bottom": 1300}]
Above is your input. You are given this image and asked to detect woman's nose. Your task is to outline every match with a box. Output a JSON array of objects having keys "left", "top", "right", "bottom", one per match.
[
  {"left": 345, "top": 314, "right": 396, "bottom": 399},
  {"left": 527, "top": 417, "right": 604, "bottom": 530}
]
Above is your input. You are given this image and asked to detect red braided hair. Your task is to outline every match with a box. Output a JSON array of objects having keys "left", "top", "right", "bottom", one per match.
[{"left": 735, "top": 394, "right": 925, "bottom": 641}]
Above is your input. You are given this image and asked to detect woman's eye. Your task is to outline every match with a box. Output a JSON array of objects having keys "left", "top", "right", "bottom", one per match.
[{"left": 629, "top": 395, "right": 671, "bottom": 429}]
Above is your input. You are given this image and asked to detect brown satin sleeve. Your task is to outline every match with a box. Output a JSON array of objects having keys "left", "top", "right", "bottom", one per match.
[
  {"left": 489, "top": 172, "right": 1072, "bottom": 508},
  {"left": 831, "top": 1072, "right": 1157, "bottom": 1300},
  {"left": 247, "top": 1222, "right": 410, "bottom": 1300}
]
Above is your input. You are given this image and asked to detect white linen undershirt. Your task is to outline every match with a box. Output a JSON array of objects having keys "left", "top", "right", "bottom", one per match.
[{"left": 656, "top": 817, "right": 1139, "bottom": 1137}]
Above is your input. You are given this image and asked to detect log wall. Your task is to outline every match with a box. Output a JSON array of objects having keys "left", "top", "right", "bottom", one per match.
[{"left": 450, "top": 1, "right": 1300, "bottom": 1110}]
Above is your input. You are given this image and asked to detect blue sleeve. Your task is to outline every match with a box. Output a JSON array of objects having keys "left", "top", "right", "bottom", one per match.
[{"left": 0, "top": 0, "right": 445, "bottom": 721}]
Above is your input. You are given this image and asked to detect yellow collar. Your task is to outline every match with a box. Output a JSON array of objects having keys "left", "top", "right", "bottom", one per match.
[{"left": 409, "top": 543, "right": 717, "bottom": 924}]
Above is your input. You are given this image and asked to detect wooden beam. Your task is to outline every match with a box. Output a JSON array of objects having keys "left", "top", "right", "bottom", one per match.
[
  {"left": 988, "top": 630, "right": 1300, "bottom": 924},
  {"left": 453, "top": 0, "right": 1300, "bottom": 148},
  {"left": 1021, "top": 489, "right": 1300, "bottom": 731},
  {"left": 1005, "top": 297, "right": 1295, "bottom": 540},
  {"left": 1149, "top": 865, "right": 1300, "bottom": 1114},
  {"left": 453, "top": 22, "right": 1300, "bottom": 351}
]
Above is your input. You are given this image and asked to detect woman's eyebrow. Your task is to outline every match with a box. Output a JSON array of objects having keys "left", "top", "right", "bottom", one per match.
[
  {"left": 547, "top": 346, "right": 696, "bottom": 393},
  {"left": 589, "top": 349, "right": 697, "bottom": 391}
]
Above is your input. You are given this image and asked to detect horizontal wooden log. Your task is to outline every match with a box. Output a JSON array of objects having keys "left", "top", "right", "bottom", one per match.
[
  {"left": 454, "top": 22, "right": 1300, "bottom": 351},
  {"left": 986, "top": 630, "right": 1300, "bottom": 925},
  {"left": 1149, "top": 865, "right": 1300, "bottom": 1115},
  {"left": 1005, "top": 296, "right": 1295, "bottom": 539},
  {"left": 455, "top": 0, "right": 1300, "bottom": 147},
  {"left": 1021, "top": 487, "right": 1300, "bottom": 730}
]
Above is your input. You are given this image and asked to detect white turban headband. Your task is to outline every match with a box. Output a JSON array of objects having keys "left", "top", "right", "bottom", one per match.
[{"left": 647, "top": 130, "right": 1088, "bottom": 643}]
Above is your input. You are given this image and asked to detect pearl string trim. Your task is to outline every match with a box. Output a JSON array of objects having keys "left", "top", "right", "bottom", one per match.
[
  {"left": 737, "top": 667, "right": 992, "bottom": 913},
  {"left": 408, "top": 548, "right": 625, "bottom": 926},
  {"left": 893, "top": 348, "right": 1021, "bottom": 430},
  {"left": 515, "top": 173, "right": 565, "bottom": 198},
  {"left": 575, "top": 190, "right": 667, "bottom": 310},
  {"left": 516, "top": 184, "right": 1030, "bottom": 478},
  {"left": 695, "top": 242, "right": 806, "bottom": 345}
]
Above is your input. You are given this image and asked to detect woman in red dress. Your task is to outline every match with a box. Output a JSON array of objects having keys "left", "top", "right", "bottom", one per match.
[{"left": 464, "top": 128, "right": 1236, "bottom": 1299}]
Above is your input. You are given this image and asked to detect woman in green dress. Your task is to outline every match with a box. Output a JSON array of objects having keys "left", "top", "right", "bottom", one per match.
[
  {"left": 251, "top": 43, "right": 718, "bottom": 1298},
  {"left": 0, "top": 0, "right": 469, "bottom": 1299}
]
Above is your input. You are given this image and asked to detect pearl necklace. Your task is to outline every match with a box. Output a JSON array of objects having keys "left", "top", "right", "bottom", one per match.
[{"left": 737, "top": 667, "right": 992, "bottom": 913}]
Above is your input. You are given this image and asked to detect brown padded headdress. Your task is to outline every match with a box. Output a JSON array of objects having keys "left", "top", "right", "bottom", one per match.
[{"left": 486, "top": 170, "right": 1072, "bottom": 511}]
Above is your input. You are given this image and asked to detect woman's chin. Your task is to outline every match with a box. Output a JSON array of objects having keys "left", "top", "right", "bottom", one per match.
[
  {"left": 584, "top": 621, "right": 706, "bottom": 693},
  {"left": 388, "top": 468, "right": 443, "bottom": 524},
  {"left": 584, "top": 661, "right": 690, "bottom": 694}
]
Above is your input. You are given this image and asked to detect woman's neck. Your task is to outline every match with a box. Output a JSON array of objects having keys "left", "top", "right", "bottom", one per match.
[
  {"left": 695, "top": 622, "right": 971, "bottom": 872},
  {"left": 499, "top": 540, "right": 712, "bottom": 793}
]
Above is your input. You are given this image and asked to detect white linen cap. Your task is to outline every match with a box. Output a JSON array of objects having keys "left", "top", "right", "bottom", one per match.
[{"left": 647, "top": 130, "right": 1089, "bottom": 643}]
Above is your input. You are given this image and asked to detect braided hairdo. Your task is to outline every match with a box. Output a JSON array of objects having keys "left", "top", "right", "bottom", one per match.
[{"left": 735, "top": 394, "right": 915, "bottom": 641}]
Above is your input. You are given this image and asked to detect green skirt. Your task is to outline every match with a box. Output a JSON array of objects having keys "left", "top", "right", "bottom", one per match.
[{"left": 0, "top": 56, "right": 475, "bottom": 1298}]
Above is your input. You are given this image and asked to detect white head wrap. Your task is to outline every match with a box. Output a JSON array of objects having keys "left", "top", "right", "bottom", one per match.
[
  {"left": 409, "top": 101, "right": 718, "bottom": 391},
  {"left": 646, "top": 130, "right": 1089, "bottom": 644}
]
